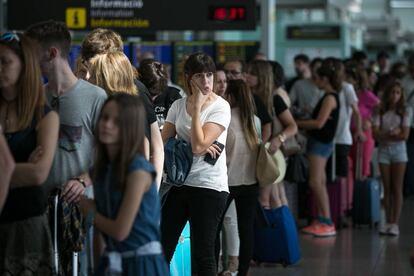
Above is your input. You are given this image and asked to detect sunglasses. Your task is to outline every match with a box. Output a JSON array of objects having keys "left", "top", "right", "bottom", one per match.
[{"left": 0, "top": 32, "right": 20, "bottom": 43}]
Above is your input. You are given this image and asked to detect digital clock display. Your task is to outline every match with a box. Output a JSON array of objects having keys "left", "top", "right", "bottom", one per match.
[{"left": 209, "top": 6, "right": 247, "bottom": 22}]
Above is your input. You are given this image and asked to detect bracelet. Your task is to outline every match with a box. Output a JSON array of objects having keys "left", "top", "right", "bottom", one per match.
[
  {"left": 278, "top": 133, "right": 286, "bottom": 144},
  {"left": 71, "top": 177, "right": 87, "bottom": 188}
]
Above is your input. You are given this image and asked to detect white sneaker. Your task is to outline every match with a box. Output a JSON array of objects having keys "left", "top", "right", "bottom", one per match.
[
  {"left": 379, "top": 224, "right": 390, "bottom": 235},
  {"left": 387, "top": 224, "right": 399, "bottom": 236}
]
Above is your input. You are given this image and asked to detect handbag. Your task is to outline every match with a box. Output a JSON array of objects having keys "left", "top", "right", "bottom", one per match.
[
  {"left": 285, "top": 154, "right": 309, "bottom": 183},
  {"left": 256, "top": 143, "right": 280, "bottom": 187}
]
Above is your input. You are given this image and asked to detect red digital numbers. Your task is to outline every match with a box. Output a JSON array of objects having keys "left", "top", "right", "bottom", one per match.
[{"left": 212, "top": 7, "right": 246, "bottom": 21}]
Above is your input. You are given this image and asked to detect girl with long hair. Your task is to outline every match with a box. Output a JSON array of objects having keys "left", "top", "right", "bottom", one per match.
[
  {"left": 373, "top": 81, "right": 410, "bottom": 236},
  {"left": 296, "top": 58, "right": 341, "bottom": 237},
  {"left": 0, "top": 32, "right": 59, "bottom": 274},
  {"left": 79, "top": 94, "right": 168, "bottom": 275},
  {"left": 222, "top": 79, "right": 261, "bottom": 276},
  {"left": 246, "top": 60, "right": 297, "bottom": 208},
  {"left": 161, "top": 53, "right": 231, "bottom": 275},
  {"left": 346, "top": 63, "right": 380, "bottom": 179}
]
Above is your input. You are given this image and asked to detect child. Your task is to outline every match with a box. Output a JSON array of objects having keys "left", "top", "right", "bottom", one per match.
[
  {"left": 373, "top": 81, "right": 411, "bottom": 236},
  {"left": 79, "top": 94, "right": 169, "bottom": 275}
]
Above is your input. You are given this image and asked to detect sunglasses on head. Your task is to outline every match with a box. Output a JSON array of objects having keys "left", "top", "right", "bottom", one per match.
[{"left": 0, "top": 32, "right": 20, "bottom": 43}]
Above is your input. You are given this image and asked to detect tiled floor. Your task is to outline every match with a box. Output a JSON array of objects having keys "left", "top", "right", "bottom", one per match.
[{"left": 250, "top": 197, "right": 414, "bottom": 276}]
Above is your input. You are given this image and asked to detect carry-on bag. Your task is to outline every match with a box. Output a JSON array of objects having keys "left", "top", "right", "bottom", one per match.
[
  {"left": 352, "top": 143, "right": 381, "bottom": 227},
  {"left": 253, "top": 206, "right": 301, "bottom": 266},
  {"left": 170, "top": 222, "right": 191, "bottom": 276},
  {"left": 49, "top": 189, "right": 84, "bottom": 276}
]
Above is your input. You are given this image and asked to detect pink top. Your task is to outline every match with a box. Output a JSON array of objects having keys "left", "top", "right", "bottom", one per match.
[{"left": 352, "top": 90, "right": 380, "bottom": 130}]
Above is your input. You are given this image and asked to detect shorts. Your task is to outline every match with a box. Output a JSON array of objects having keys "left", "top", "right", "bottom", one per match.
[
  {"left": 307, "top": 137, "right": 333, "bottom": 159},
  {"left": 378, "top": 143, "right": 408, "bottom": 164}
]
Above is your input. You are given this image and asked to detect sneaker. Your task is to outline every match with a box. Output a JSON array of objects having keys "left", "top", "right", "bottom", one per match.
[
  {"left": 379, "top": 224, "right": 390, "bottom": 235},
  {"left": 302, "top": 221, "right": 320, "bottom": 235},
  {"left": 312, "top": 223, "right": 337, "bottom": 237},
  {"left": 387, "top": 224, "right": 399, "bottom": 236}
]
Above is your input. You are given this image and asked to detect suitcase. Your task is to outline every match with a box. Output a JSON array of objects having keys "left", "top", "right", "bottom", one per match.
[
  {"left": 170, "top": 222, "right": 191, "bottom": 276},
  {"left": 49, "top": 191, "right": 80, "bottom": 276},
  {"left": 284, "top": 181, "right": 299, "bottom": 220},
  {"left": 309, "top": 178, "right": 344, "bottom": 228},
  {"left": 352, "top": 143, "right": 381, "bottom": 227},
  {"left": 253, "top": 206, "right": 301, "bottom": 266}
]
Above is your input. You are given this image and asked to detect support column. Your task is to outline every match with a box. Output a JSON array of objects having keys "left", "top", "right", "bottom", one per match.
[{"left": 261, "top": 0, "right": 276, "bottom": 60}]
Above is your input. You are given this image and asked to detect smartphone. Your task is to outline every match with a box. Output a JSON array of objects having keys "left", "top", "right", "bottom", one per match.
[{"left": 204, "top": 141, "right": 225, "bottom": 166}]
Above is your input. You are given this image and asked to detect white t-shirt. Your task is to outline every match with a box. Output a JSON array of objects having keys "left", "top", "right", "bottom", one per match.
[
  {"left": 166, "top": 97, "right": 231, "bottom": 192},
  {"left": 334, "top": 82, "right": 358, "bottom": 145},
  {"left": 373, "top": 107, "right": 412, "bottom": 146}
]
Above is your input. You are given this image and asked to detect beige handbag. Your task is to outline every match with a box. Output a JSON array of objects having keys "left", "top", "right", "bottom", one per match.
[{"left": 256, "top": 143, "right": 280, "bottom": 187}]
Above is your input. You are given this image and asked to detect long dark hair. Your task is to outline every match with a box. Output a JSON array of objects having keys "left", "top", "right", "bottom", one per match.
[
  {"left": 246, "top": 60, "right": 274, "bottom": 115},
  {"left": 379, "top": 81, "right": 406, "bottom": 117},
  {"left": 226, "top": 80, "right": 258, "bottom": 150},
  {"left": 94, "top": 94, "right": 147, "bottom": 190},
  {"left": 0, "top": 32, "right": 45, "bottom": 130},
  {"left": 318, "top": 57, "right": 344, "bottom": 92},
  {"left": 139, "top": 59, "right": 169, "bottom": 97}
]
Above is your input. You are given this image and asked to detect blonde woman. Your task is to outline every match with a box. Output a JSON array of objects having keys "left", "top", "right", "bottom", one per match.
[
  {"left": 86, "top": 51, "right": 152, "bottom": 167},
  {"left": 79, "top": 28, "right": 164, "bottom": 188}
]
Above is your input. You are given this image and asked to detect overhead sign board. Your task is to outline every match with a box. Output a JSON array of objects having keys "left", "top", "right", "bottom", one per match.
[
  {"left": 286, "top": 25, "right": 341, "bottom": 40},
  {"left": 8, "top": 0, "right": 256, "bottom": 31}
]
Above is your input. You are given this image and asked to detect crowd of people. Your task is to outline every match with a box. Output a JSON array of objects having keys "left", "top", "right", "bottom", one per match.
[{"left": 0, "top": 20, "right": 414, "bottom": 276}]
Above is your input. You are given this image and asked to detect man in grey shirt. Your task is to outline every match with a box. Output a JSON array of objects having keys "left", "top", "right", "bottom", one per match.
[
  {"left": 26, "top": 21, "right": 107, "bottom": 201},
  {"left": 289, "top": 58, "right": 323, "bottom": 119},
  {"left": 26, "top": 20, "right": 107, "bottom": 276}
]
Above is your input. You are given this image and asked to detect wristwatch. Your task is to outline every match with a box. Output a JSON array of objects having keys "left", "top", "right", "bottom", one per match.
[
  {"left": 72, "top": 177, "right": 87, "bottom": 188},
  {"left": 278, "top": 133, "right": 286, "bottom": 144}
]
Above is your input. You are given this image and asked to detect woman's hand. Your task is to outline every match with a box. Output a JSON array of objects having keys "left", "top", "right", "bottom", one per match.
[
  {"left": 390, "top": 127, "right": 402, "bottom": 137},
  {"left": 204, "top": 143, "right": 223, "bottom": 159},
  {"left": 79, "top": 195, "right": 96, "bottom": 216},
  {"left": 190, "top": 80, "right": 209, "bottom": 110},
  {"left": 268, "top": 137, "right": 282, "bottom": 155}
]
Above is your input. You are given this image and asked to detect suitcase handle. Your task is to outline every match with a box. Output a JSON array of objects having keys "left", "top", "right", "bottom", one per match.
[{"left": 356, "top": 142, "right": 363, "bottom": 181}]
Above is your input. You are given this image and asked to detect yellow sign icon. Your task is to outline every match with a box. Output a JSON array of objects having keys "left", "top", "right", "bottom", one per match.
[{"left": 66, "top": 8, "right": 86, "bottom": 29}]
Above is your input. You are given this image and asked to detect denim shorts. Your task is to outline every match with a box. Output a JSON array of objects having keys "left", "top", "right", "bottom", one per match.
[
  {"left": 378, "top": 142, "right": 408, "bottom": 164},
  {"left": 307, "top": 137, "right": 334, "bottom": 159}
]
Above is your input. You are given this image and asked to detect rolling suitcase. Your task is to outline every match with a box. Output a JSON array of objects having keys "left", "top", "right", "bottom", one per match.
[
  {"left": 170, "top": 222, "right": 191, "bottom": 276},
  {"left": 352, "top": 143, "right": 381, "bottom": 227},
  {"left": 253, "top": 206, "right": 301, "bottom": 266}
]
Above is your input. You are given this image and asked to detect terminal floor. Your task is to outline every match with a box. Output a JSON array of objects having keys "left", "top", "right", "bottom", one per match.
[{"left": 250, "top": 197, "right": 414, "bottom": 276}]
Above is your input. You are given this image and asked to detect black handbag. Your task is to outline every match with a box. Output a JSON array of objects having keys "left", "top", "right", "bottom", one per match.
[{"left": 285, "top": 154, "right": 308, "bottom": 183}]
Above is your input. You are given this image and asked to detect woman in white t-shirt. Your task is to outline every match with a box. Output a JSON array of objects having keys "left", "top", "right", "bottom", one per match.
[{"left": 161, "top": 53, "right": 231, "bottom": 275}]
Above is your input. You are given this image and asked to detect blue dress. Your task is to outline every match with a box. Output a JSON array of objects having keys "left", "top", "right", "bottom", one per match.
[{"left": 94, "top": 155, "right": 169, "bottom": 276}]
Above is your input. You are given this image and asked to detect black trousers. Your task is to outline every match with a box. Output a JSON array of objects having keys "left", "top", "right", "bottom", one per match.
[
  {"left": 215, "top": 184, "right": 259, "bottom": 276},
  {"left": 161, "top": 185, "right": 228, "bottom": 276}
]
